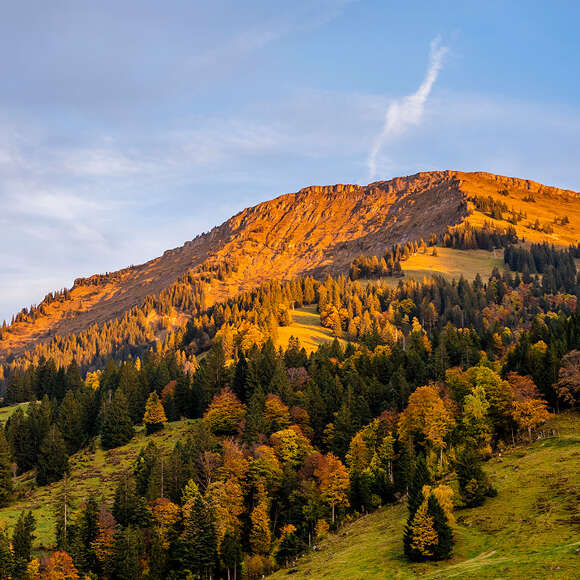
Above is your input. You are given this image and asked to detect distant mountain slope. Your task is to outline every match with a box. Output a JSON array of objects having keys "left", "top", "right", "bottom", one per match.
[{"left": 1, "top": 170, "right": 578, "bottom": 363}]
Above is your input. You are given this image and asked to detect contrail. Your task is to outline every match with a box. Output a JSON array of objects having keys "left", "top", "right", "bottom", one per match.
[{"left": 367, "top": 36, "right": 448, "bottom": 180}]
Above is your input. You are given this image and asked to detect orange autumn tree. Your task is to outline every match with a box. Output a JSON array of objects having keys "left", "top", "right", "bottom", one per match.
[
  {"left": 508, "top": 372, "right": 552, "bottom": 442},
  {"left": 40, "top": 551, "right": 79, "bottom": 580},
  {"left": 314, "top": 452, "right": 350, "bottom": 524},
  {"left": 511, "top": 399, "right": 552, "bottom": 443},
  {"left": 203, "top": 387, "right": 246, "bottom": 435}
]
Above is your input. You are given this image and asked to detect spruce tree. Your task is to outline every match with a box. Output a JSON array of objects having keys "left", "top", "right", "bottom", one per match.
[
  {"left": 112, "top": 526, "right": 144, "bottom": 580},
  {"left": 12, "top": 510, "right": 35, "bottom": 579},
  {"left": 112, "top": 472, "right": 140, "bottom": 527},
  {"left": 179, "top": 488, "right": 217, "bottom": 578},
  {"left": 456, "top": 448, "right": 492, "bottom": 507},
  {"left": 36, "top": 425, "right": 69, "bottom": 485},
  {"left": 53, "top": 475, "right": 74, "bottom": 551},
  {"left": 403, "top": 456, "right": 430, "bottom": 560},
  {"left": 220, "top": 531, "right": 242, "bottom": 579},
  {"left": 100, "top": 389, "right": 134, "bottom": 450},
  {"left": 0, "top": 429, "right": 13, "bottom": 507},
  {"left": 428, "top": 494, "right": 453, "bottom": 560},
  {"left": 232, "top": 352, "right": 249, "bottom": 403},
  {"left": 0, "top": 524, "right": 14, "bottom": 580},
  {"left": 70, "top": 493, "right": 99, "bottom": 573}
]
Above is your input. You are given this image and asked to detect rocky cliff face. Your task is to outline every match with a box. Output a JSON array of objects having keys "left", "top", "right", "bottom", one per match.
[{"left": 1, "top": 170, "right": 577, "bottom": 361}]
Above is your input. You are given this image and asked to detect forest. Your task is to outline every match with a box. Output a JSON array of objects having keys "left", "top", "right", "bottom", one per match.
[{"left": 0, "top": 241, "right": 579, "bottom": 579}]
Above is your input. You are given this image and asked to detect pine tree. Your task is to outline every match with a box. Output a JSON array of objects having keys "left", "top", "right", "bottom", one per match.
[
  {"left": 112, "top": 526, "right": 144, "bottom": 580},
  {"left": 428, "top": 494, "right": 453, "bottom": 560},
  {"left": 70, "top": 494, "right": 99, "bottom": 573},
  {"left": 12, "top": 510, "right": 35, "bottom": 579},
  {"left": 456, "top": 448, "right": 491, "bottom": 507},
  {"left": 0, "top": 429, "right": 13, "bottom": 507},
  {"left": 54, "top": 475, "right": 74, "bottom": 551},
  {"left": 403, "top": 456, "right": 430, "bottom": 560},
  {"left": 57, "top": 390, "right": 85, "bottom": 454},
  {"left": 179, "top": 486, "right": 217, "bottom": 578},
  {"left": 36, "top": 425, "right": 69, "bottom": 486},
  {"left": 0, "top": 524, "right": 14, "bottom": 580},
  {"left": 143, "top": 392, "right": 167, "bottom": 435},
  {"left": 100, "top": 390, "right": 134, "bottom": 450},
  {"left": 220, "top": 531, "right": 242, "bottom": 580}
]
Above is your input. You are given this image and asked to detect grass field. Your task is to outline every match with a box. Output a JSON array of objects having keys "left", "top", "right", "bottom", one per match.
[
  {"left": 276, "top": 305, "right": 347, "bottom": 353},
  {"left": 0, "top": 420, "right": 195, "bottom": 549},
  {"left": 271, "top": 412, "right": 580, "bottom": 580},
  {"left": 0, "top": 402, "right": 29, "bottom": 424},
  {"left": 376, "top": 247, "right": 505, "bottom": 287}
]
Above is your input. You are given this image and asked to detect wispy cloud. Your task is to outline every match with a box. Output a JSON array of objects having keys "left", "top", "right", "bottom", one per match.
[{"left": 367, "top": 36, "right": 448, "bottom": 180}]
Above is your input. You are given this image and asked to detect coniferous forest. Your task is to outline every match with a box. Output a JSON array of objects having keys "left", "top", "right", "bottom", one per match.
[{"left": 0, "top": 237, "right": 579, "bottom": 579}]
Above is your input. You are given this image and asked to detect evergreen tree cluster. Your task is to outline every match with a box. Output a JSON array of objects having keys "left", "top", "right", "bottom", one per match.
[
  {"left": 439, "top": 221, "right": 519, "bottom": 250},
  {"left": 504, "top": 243, "right": 578, "bottom": 292}
]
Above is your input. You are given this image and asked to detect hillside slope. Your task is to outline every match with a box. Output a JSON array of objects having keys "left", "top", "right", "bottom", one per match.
[
  {"left": 270, "top": 413, "right": 580, "bottom": 580},
  {"left": 2, "top": 170, "right": 578, "bottom": 363}
]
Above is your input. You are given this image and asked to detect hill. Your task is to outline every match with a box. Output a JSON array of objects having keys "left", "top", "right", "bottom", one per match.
[
  {"left": 1, "top": 411, "right": 577, "bottom": 577},
  {"left": 1, "top": 170, "right": 578, "bottom": 369},
  {"left": 270, "top": 412, "right": 580, "bottom": 580}
]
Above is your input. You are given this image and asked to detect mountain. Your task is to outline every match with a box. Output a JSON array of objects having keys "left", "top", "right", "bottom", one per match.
[{"left": 1, "top": 170, "right": 579, "bottom": 364}]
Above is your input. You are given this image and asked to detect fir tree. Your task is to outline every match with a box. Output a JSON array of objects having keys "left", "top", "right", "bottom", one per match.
[
  {"left": 112, "top": 526, "right": 144, "bottom": 580},
  {"left": 100, "top": 389, "right": 134, "bottom": 450},
  {"left": 428, "top": 494, "right": 453, "bottom": 560},
  {"left": 70, "top": 493, "right": 99, "bottom": 573},
  {"left": 0, "top": 525, "right": 14, "bottom": 580},
  {"left": 36, "top": 425, "right": 69, "bottom": 486},
  {"left": 179, "top": 486, "right": 217, "bottom": 578},
  {"left": 456, "top": 448, "right": 492, "bottom": 507},
  {"left": 220, "top": 531, "right": 242, "bottom": 580},
  {"left": 0, "top": 429, "right": 13, "bottom": 507},
  {"left": 12, "top": 510, "right": 35, "bottom": 579},
  {"left": 403, "top": 456, "right": 430, "bottom": 560},
  {"left": 53, "top": 475, "right": 74, "bottom": 551}
]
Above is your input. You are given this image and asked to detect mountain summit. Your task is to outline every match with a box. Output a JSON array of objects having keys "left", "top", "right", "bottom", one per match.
[{"left": 1, "top": 170, "right": 578, "bottom": 363}]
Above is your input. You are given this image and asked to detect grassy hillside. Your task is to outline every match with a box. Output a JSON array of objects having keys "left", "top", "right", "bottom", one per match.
[
  {"left": 0, "top": 420, "right": 194, "bottom": 549},
  {"left": 384, "top": 247, "right": 505, "bottom": 286},
  {"left": 0, "top": 402, "right": 29, "bottom": 424},
  {"left": 276, "top": 305, "right": 347, "bottom": 353},
  {"left": 271, "top": 412, "right": 580, "bottom": 580}
]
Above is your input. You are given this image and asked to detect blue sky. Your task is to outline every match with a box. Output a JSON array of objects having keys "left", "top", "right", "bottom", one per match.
[{"left": 1, "top": 0, "right": 579, "bottom": 322}]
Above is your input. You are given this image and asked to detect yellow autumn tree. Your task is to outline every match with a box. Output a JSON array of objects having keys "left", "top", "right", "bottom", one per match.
[
  {"left": 143, "top": 392, "right": 167, "bottom": 434},
  {"left": 203, "top": 387, "right": 246, "bottom": 435},
  {"left": 315, "top": 453, "right": 350, "bottom": 524},
  {"left": 399, "top": 385, "right": 455, "bottom": 466},
  {"left": 250, "top": 484, "right": 272, "bottom": 555},
  {"left": 264, "top": 394, "right": 290, "bottom": 434},
  {"left": 270, "top": 426, "right": 313, "bottom": 467},
  {"left": 511, "top": 399, "right": 552, "bottom": 443},
  {"left": 409, "top": 500, "right": 438, "bottom": 558},
  {"left": 422, "top": 484, "right": 455, "bottom": 525},
  {"left": 150, "top": 497, "right": 181, "bottom": 548},
  {"left": 250, "top": 445, "right": 283, "bottom": 493}
]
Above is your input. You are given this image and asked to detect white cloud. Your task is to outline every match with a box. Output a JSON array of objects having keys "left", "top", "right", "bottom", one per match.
[{"left": 367, "top": 37, "right": 448, "bottom": 180}]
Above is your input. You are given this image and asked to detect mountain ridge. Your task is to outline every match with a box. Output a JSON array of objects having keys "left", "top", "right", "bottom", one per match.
[{"left": 1, "top": 170, "right": 578, "bottom": 364}]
